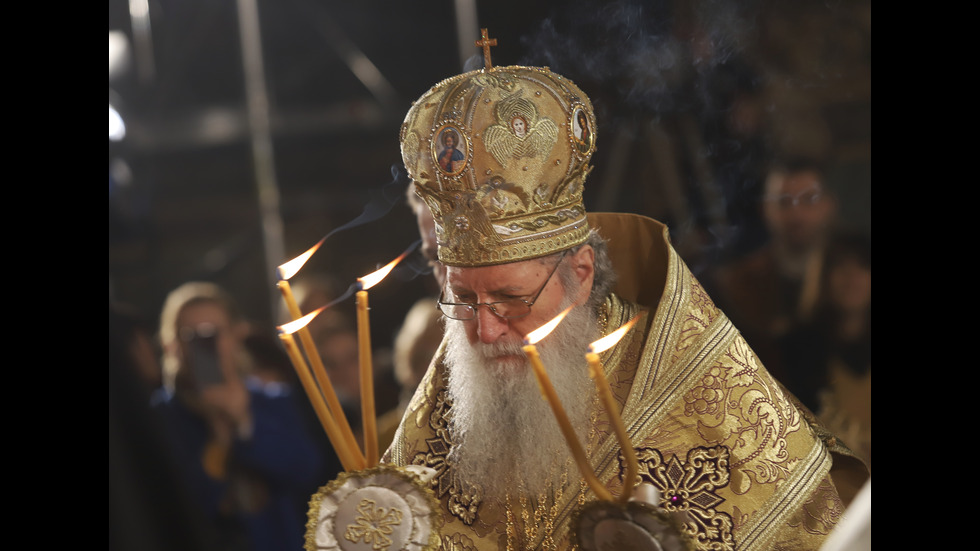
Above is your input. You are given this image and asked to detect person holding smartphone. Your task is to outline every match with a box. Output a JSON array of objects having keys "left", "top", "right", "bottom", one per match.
[{"left": 151, "top": 281, "right": 325, "bottom": 551}]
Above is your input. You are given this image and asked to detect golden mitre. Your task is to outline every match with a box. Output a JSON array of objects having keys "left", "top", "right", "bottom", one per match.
[{"left": 400, "top": 61, "right": 598, "bottom": 267}]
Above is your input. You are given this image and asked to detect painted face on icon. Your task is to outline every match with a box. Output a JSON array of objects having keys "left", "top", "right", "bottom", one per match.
[
  {"left": 443, "top": 131, "right": 457, "bottom": 149},
  {"left": 511, "top": 116, "right": 527, "bottom": 138}
]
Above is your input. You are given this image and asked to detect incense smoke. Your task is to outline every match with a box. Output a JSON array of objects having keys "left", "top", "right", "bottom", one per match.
[
  {"left": 321, "top": 165, "right": 409, "bottom": 241},
  {"left": 315, "top": 164, "right": 433, "bottom": 283},
  {"left": 519, "top": 0, "right": 770, "bottom": 266},
  {"left": 519, "top": 0, "right": 759, "bottom": 123}
]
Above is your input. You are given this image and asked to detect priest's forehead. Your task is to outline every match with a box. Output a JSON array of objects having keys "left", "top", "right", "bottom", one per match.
[{"left": 446, "top": 257, "right": 556, "bottom": 297}]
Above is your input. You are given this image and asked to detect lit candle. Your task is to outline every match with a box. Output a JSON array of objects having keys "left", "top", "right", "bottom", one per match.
[
  {"left": 355, "top": 286, "right": 377, "bottom": 467},
  {"left": 522, "top": 306, "right": 614, "bottom": 502},
  {"left": 356, "top": 248, "right": 413, "bottom": 467},
  {"left": 586, "top": 315, "right": 641, "bottom": 503},
  {"left": 278, "top": 319, "right": 361, "bottom": 472},
  {"left": 278, "top": 244, "right": 365, "bottom": 470}
]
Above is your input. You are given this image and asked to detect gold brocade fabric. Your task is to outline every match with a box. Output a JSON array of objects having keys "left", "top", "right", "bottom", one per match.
[
  {"left": 400, "top": 65, "right": 596, "bottom": 267},
  {"left": 382, "top": 214, "right": 868, "bottom": 551}
]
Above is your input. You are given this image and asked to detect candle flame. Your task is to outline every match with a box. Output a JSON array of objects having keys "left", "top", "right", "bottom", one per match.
[
  {"left": 278, "top": 238, "right": 325, "bottom": 280},
  {"left": 358, "top": 248, "right": 412, "bottom": 290},
  {"left": 589, "top": 315, "right": 640, "bottom": 353},
  {"left": 524, "top": 305, "right": 575, "bottom": 345},
  {"left": 278, "top": 305, "right": 327, "bottom": 335}
]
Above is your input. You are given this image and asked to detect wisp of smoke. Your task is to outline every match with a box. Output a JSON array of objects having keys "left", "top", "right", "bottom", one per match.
[
  {"left": 310, "top": 165, "right": 436, "bottom": 282},
  {"left": 321, "top": 164, "right": 410, "bottom": 241}
]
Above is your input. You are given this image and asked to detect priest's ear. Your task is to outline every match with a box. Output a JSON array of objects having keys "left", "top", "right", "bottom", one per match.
[{"left": 568, "top": 245, "right": 595, "bottom": 307}]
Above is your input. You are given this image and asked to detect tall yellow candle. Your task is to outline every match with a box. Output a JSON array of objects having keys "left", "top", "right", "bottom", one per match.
[
  {"left": 277, "top": 280, "right": 366, "bottom": 469},
  {"left": 276, "top": 239, "right": 419, "bottom": 472},
  {"left": 586, "top": 314, "right": 642, "bottom": 503},
  {"left": 586, "top": 350, "right": 639, "bottom": 503},
  {"left": 279, "top": 332, "right": 360, "bottom": 472},
  {"left": 353, "top": 247, "right": 414, "bottom": 468},
  {"left": 356, "top": 288, "right": 378, "bottom": 467},
  {"left": 523, "top": 341, "right": 614, "bottom": 502}
]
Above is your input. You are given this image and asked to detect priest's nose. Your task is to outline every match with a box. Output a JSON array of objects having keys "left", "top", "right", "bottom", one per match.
[{"left": 475, "top": 306, "right": 509, "bottom": 344}]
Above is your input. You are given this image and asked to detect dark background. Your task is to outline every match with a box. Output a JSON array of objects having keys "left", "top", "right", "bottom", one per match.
[{"left": 109, "top": 0, "right": 871, "bottom": 350}]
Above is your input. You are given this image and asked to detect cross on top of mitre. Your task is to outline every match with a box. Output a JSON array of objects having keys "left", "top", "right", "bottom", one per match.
[{"left": 475, "top": 28, "right": 498, "bottom": 70}]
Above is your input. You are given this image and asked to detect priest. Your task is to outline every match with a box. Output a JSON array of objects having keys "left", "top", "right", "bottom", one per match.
[{"left": 383, "top": 39, "right": 868, "bottom": 551}]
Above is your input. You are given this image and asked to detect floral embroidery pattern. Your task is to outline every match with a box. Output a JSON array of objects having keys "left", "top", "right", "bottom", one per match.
[
  {"left": 788, "top": 476, "right": 843, "bottom": 536},
  {"left": 343, "top": 499, "right": 403, "bottom": 551},
  {"left": 412, "top": 389, "right": 482, "bottom": 524},
  {"left": 631, "top": 446, "right": 735, "bottom": 551},
  {"left": 676, "top": 279, "right": 720, "bottom": 355},
  {"left": 681, "top": 336, "right": 802, "bottom": 495}
]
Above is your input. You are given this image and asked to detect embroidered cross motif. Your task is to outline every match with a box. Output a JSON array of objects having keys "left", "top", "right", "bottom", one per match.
[
  {"left": 628, "top": 445, "right": 736, "bottom": 551},
  {"left": 343, "top": 499, "right": 403, "bottom": 551},
  {"left": 412, "top": 389, "right": 483, "bottom": 525}
]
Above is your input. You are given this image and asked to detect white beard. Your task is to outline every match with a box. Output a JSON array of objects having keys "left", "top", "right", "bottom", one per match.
[{"left": 444, "top": 301, "right": 598, "bottom": 500}]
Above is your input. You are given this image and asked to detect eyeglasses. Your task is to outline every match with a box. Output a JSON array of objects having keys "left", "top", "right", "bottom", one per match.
[
  {"left": 437, "top": 252, "right": 566, "bottom": 321},
  {"left": 765, "top": 191, "right": 825, "bottom": 209}
]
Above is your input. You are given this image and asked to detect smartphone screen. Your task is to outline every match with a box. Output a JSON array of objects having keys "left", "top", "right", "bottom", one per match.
[{"left": 185, "top": 323, "right": 224, "bottom": 387}]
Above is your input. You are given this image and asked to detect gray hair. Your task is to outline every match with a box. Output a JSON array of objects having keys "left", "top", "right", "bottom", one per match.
[{"left": 554, "top": 230, "right": 616, "bottom": 313}]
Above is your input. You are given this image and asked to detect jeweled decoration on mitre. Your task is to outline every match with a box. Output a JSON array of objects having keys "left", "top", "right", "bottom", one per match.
[{"left": 400, "top": 58, "right": 597, "bottom": 267}]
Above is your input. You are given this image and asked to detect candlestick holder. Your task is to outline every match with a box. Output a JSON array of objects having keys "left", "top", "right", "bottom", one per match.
[{"left": 305, "top": 464, "right": 442, "bottom": 551}]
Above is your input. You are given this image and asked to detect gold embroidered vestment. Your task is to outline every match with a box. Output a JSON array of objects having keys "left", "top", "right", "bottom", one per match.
[{"left": 383, "top": 213, "right": 868, "bottom": 551}]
